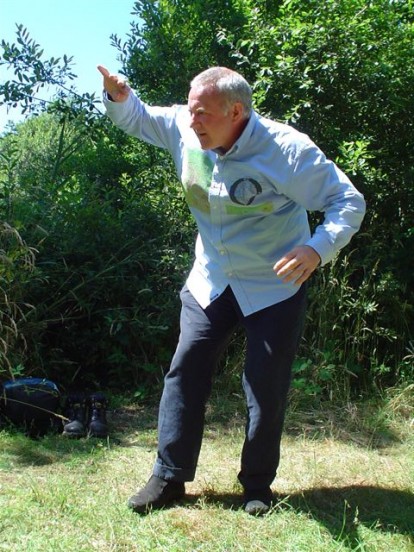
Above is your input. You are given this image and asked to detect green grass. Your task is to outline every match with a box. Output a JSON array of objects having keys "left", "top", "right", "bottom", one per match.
[{"left": 0, "top": 389, "right": 413, "bottom": 552}]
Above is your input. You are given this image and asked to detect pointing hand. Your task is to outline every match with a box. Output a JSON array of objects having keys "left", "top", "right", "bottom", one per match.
[{"left": 97, "top": 65, "right": 130, "bottom": 102}]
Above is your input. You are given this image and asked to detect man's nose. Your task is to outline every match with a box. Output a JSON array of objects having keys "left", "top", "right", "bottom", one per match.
[{"left": 189, "top": 112, "right": 199, "bottom": 128}]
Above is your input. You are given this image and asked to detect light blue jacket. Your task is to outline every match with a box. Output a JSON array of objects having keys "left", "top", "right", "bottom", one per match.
[{"left": 104, "top": 92, "right": 366, "bottom": 315}]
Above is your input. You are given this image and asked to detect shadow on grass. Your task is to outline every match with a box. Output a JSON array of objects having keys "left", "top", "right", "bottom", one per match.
[
  {"left": 0, "top": 427, "right": 112, "bottom": 468},
  {"left": 128, "top": 484, "right": 413, "bottom": 548},
  {"left": 285, "top": 485, "right": 414, "bottom": 547},
  {"left": 195, "top": 485, "right": 414, "bottom": 548},
  {"left": 0, "top": 403, "right": 159, "bottom": 468}
]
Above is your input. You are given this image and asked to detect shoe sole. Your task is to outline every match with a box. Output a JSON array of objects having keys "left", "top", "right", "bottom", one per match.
[
  {"left": 128, "top": 494, "right": 185, "bottom": 514},
  {"left": 128, "top": 485, "right": 185, "bottom": 514}
]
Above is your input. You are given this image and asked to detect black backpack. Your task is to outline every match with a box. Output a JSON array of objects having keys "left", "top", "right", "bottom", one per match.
[{"left": 0, "top": 378, "right": 62, "bottom": 436}]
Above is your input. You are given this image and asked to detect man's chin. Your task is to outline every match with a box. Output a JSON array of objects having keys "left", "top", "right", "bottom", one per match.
[{"left": 195, "top": 134, "right": 212, "bottom": 149}]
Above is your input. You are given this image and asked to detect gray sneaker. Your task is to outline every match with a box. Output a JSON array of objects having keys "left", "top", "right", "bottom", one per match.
[
  {"left": 243, "top": 487, "right": 273, "bottom": 515},
  {"left": 128, "top": 475, "right": 185, "bottom": 514}
]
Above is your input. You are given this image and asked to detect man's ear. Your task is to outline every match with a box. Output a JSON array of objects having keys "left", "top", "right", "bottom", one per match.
[{"left": 231, "top": 102, "right": 244, "bottom": 122}]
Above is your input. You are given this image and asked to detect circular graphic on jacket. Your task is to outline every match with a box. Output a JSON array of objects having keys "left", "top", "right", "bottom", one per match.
[{"left": 229, "top": 178, "right": 262, "bottom": 205}]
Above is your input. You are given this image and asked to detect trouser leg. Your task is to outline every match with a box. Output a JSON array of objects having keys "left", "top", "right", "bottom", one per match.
[
  {"left": 238, "top": 285, "right": 307, "bottom": 491},
  {"left": 154, "top": 285, "right": 239, "bottom": 482}
]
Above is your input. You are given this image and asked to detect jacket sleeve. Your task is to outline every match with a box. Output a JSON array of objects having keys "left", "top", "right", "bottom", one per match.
[
  {"left": 285, "top": 142, "right": 366, "bottom": 265},
  {"left": 103, "top": 90, "right": 180, "bottom": 152}
]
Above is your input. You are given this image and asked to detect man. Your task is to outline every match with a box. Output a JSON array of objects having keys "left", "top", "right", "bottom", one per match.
[{"left": 98, "top": 65, "right": 366, "bottom": 515}]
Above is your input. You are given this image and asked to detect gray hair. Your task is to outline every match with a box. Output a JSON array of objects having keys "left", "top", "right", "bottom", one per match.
[{"left": 190, "top": 67, "right": 252, "bottom": 118}]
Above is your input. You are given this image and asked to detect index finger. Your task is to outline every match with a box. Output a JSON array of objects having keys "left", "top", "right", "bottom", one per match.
[
  {"left": 97, "top": 65, "right": 110, "bottom": 77},
  {"left": 273, "top": 252, "right": 295, "bottom": 272}
]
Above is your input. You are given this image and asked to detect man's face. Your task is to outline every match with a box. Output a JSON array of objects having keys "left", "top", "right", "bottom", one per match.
[{"left": 188, "top": 85, "right": 242, "bottom": 152}]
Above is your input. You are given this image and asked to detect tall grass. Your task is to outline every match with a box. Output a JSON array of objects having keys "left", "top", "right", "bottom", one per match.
[
  {"left": 0, "top": 222, "right": 38, "bottom": 379},
  {"left": 301, "top": 252, "right": 412, "bottom": 398}
]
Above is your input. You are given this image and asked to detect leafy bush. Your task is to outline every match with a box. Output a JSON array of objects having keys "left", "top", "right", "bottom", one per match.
[
  {"left": 0, "top": 113, "right": 195, "bottom": 390},
  {"left": 1, "top": 1, "right": 413, "bottom": 397}
]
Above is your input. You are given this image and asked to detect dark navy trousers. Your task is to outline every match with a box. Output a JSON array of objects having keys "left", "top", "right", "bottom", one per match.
[{"left": 153, "top": 283, "right": 307, "bottom": 491}]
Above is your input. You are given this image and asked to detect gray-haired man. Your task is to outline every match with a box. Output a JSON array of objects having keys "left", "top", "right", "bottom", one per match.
[{"left": 98, "top": 65, "right": 365, "bottom": 514}]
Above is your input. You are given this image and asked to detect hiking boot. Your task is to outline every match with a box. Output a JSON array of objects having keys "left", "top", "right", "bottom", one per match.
[
  {"left": 87, "top": 392, "right": 108, "bottom": 438},
  {"left": 62, "top": 394, "right": 87, "bottom": 438},
  {"left": 243, "top": 487, "right": 273, "bottom": 515},
  {"left": 128, "top": 475, "right": 185, "bottom": 513}
]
